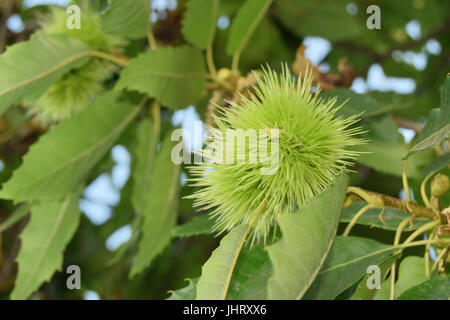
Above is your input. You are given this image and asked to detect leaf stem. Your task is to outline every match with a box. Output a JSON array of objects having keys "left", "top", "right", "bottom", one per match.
[
  {"left": 147, "top": 32, "right": 158, "bottom": 51},
  {"left": 424, "top": 232, "right": 435, "bottom": 278},
  {"left": 230, "top": 0, "right": 272, "bottom": 74},
  {"left": 390, "top": 217, "right": 412, "bottom": 300},
  {"left": 206, "top": 43, "right": 217, "bottom": 76},
  {"left": 402, "top": 220, "right": 441, "bottom": 246},
  {"left": 145, "top": 0, "right": 158, "bottom": 51},
  {"left": 402, "top": 158, "right": 412, "bottom": 203},
  {"left": 343, "top": 204, "right": 376, "bottom": 236},
  {"left": 421, "top": 171, "right": 435, "bottom": 209},
  {"left": 429, "top": 247, "right": 448, "bottom": 277},
  {"left": 206, "top": 0, "right": 219, "bottom": 76},
  {"left": 388, "top": 216, "right": 442, "bottom": 299}
]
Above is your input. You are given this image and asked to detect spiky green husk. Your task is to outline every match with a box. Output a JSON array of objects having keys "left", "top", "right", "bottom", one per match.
[
  {"left": 188, "top": 66, "right": 365, "bottom": 242},
  {"left": 27, "top": 60, "right": 114, "bottom": 123},
  {"left": 40, "top": 4, "right": 123, "bottom": 52},
  {"left": 26, "top": 4, "right": 122, "bottom": 123}
]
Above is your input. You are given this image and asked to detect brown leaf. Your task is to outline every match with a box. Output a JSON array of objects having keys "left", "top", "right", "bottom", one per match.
[
  {"left": 291, "top": 44, "right": 356, "bottom": 91},
  {"left": 292, "top": 45, "right": 321, "bottom": 83}
]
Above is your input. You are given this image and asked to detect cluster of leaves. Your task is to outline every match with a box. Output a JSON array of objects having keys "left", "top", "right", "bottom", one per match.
[{"left": 0, "top": 0, "right": 448, "bottom": 300}]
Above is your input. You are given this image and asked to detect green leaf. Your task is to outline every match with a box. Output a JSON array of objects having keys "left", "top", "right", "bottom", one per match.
[
  {"left": 364, "top": 115, "right": 403, "bottom": 143},
  {"left": 373, "top": 275, "right": 391, "bottom": 300},
  {"left": 130, "top": 132, "right": 181, "bottom": 277},
  {"left": 169, "top": 247, "right": 271, "bottom": 300},
  {"left": 168, "top": 247, "right": 272, "bottom": 300},
  {"left": 183, "top": 0, "right": 219, "bottom": 49},
  {"left": 131, "top": 118, "right": 157, "bottom": 215},
  {"left": 408, "top": 75, "right": 450, "bottom": 155},
  {"left": 227, "top": 246, "right": 272, "bottom": 300},
  {"left": 167, "top": 278, "right": 198, "bottom": 300},
  {"left": 303, "top": 236, "right": 392, "bottom": 300},
  {"left": 267, "top": 174, "right": 348, "bottom": 299},
  {"left": 172, "top": 214, "right": 215, "bottom": 238},
  {"left": 226, "top": 0, "right": 273, "bottom": 55},
  {"left": 340, "top": 201, "right": 429, "bottom": 231},
  {"left": 10, "top": 189, "right": 82, "bottom": 299},
  {"left": 0, "top": 33, "right": 90, "bottom": 116},
  {"left": 376, "top": 257, "right": 429, "bottom": 300},
  {"left": 423, "top": 153, "right": 450, "bottom": 176},
  {"left": 397, "top": 277, "right": 450, "bottom": 300},
  {"left": 394, "top": 256, "right": 426, "bottom": 298},
  {"left": 352, "top": 142, "right": 433, "bottom": 179},
  {"left": 0, "top": 203, "right": 30, "bottom": 233},
  {"left": 274, "top": 0, "right": 361, "bottom": 41},
  {"left": 408, "top": 109, "right": 450, "bottom": 155},
  {"left": 320, "top": 88, "right": 405, "bottom": 119},
  {"left": 101, "top": 0, "right": 150, "bottom": 39},
  {"left": 196, "top": 224, "right": 249, "bottom": 300},
  {"left": 116, "top": 46, "right": 206, "bottom": 109},
  {"left": 0, "top": 91, "right": 141, "bottom": 202},
  {"left": 351, "top": 255, "right": 398, "bottom": 300}
]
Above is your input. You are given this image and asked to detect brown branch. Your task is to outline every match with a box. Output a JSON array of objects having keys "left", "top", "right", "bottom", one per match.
[
  {"left": 347, "top": 188, "right": 435, "bottom": 220},
  {"left": 393, "top": 116, "right": 424, "bottom": 134}
]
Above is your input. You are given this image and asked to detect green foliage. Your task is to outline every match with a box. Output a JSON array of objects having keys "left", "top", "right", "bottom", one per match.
[
  {"left": 341, "top": 202, "right": 428, "bottom": 231},
  {"left": 130, "top": 132, "right": 181, "bottom": 277},
  {"left": 423, "top": 153, "right": 450, "bottom": 176},
  {"left": 172, "top": 214, "right": 214, "bottom": 238},
  {"left": 167, "top": 278, "right": 198, "bottom": 300},
  {"left": 320, "top": 89, "right": 407, "bottom": 119},
  {"left": 274, "top": 0, "right": 361, "bottom": 41},
  {"left": 303, "top": 236, "right": 393, "bottom": 300},
  {"left": 397, "top": 278, "right": 450, "bottom": 300},
  {"left": 353, "top": 142, "right": 432, "bottom": 178},
  {"left": 196, "top": 224, "right": 249, "bottom": 299},
  {"left": 101, "top": 0, "right": 150, "bottom": 40},
  {"left": 25, "top": 5, "right": 124, "bottom": 122},
  {"left": 226, "top": 0, "right": 272, "bottom": 55},
  {"left": 227, "top": 247, "right": 272, "bottom": 300},
  {"left": 170, "top": 246, "right": 272, "bottom": 300},
  {"left": 408, "top": 75, "right": 449, "bottom": 155},
  {"left": 0, "top": 91, "right": 141, "bottom": 202},
  {"left": 351, "top": 255, "right": 397, "bottom": 300},
  {"left": 394, "top": 256, "right": 427, "bottom": 298},
  {"left": 42, "top": 5, "right": 122, "bottom": 52},
  {"left": 130, "top": 118, "right": 157, "bottom": 215},
  {"left": 11, "top": 189, "right": 82, "bottom": 299},
  {"left": 183, "top": 0, "right": 218, "bottom": 50},
  {"left": 0, "top": 34, "right": 90, "bottom": 116},
  {"left": 267, "top": 174, "right": 348, "bottom": 299},
  {"left": 0, "top": 203, "right": 30, "bottom": 233},
  {"left": 116, "top": 46, "right": 206, "bottom": 109},
  {"left": 0, "top": 0, "right": 448, "bottom": 301}
]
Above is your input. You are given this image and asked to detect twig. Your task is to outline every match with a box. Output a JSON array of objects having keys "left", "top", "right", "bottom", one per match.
[
  {"left": 390, "top": 218, "right": 413, "bottom": 300},
  {"left": 343, "top": 204, "right": 376, "bottom": 236},
  {"left": 346, "top": 187, "right": 435, "bottom": 220},
  {"left": 393, "top": 116, "right": 424, "bottom": 134}
]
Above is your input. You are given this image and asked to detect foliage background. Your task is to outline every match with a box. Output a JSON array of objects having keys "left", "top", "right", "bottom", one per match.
[{"left": 0, "top": 0, "right": 448, "bottom": 300}]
